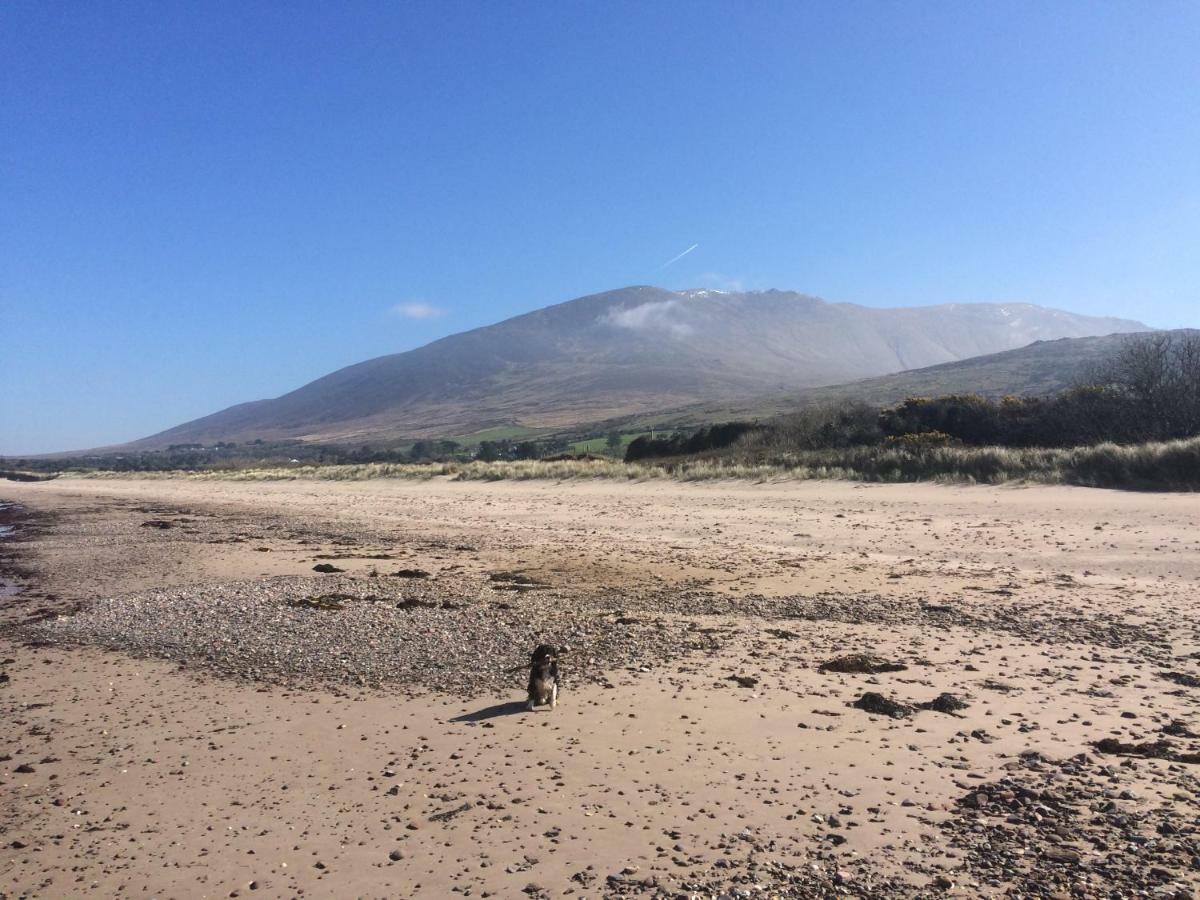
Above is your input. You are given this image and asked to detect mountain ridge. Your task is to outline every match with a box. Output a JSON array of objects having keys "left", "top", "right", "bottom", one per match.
[{"left": 125, "top": 286, "right": 1148, "bottom": 449}]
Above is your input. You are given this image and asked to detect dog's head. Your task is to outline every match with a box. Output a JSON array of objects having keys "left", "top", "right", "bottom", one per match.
[{"left": 530, "top": 644, "right": 557, "bottom": 669}]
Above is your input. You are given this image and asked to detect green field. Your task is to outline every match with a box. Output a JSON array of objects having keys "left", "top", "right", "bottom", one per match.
[
  {"left": 567, "top": 432, "right": 652, "bottom": 456},
  {"left": 446, "top": 425, "right": 547, "bottom": 444}
]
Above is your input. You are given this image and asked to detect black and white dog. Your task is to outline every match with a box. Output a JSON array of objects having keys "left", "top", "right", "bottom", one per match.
[{"left": 526, "top": 644, "right": 559, "bottom": 711}]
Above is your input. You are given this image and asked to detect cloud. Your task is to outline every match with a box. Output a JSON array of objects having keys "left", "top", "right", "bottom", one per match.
[
  {"left": 660, "top": 243, "right": 699, "bottom": 269},
  {"left": 390, "top": 301, "right": 446, "bottom": 320},
  {"left": 601, "top": 299, "right": 693, "bottom": 337}
]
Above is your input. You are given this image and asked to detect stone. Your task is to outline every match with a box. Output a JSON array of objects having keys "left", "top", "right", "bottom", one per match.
[{"left": 853, "top": 692, "right": 913, "bottom": 718}]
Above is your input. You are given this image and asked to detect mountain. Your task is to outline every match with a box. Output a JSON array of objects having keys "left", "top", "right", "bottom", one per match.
[
  {"left": 789, "top": 330, "right": 1190, "bottom": 407},
  {"left": 131, "top": 286, "right": 1147, "bottom": 447},
  {"left": 628, "top": 329, "right": 1186, "bottom": 430}
]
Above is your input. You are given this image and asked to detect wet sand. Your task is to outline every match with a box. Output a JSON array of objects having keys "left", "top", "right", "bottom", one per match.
[{"left": 2, "top": 477, "right": 1198, "bottom": 898}]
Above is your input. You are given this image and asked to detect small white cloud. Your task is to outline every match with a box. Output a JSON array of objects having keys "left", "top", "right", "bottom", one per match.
[
  {"left": 390, "top": 301, "right": 446, "bottom": 320},
  {"left": 601, "top": 299, "right": 694, "bottom": 337}
]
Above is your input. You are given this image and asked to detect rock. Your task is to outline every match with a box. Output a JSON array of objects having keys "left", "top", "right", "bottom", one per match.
[
  {"left": 726, "top": 674, "right": 758, "bottom": 688},
  {"left": 1045, "top": 847, "right": 1082, "bottom": 864},
  {"left": 919, "top": 693, "right": 969, "bottom": 715},
  {"left": 853, "top": 692, "right": 913, "bottom": 718},
  {"left": 312, "top": 564, "right": 344, "bottom": 573},
  {"left": 1095, "top": 738, "right": 1178, "bottom": 761},
  {"left": 389, "top": 849, "right": 404, "bottom": 861},
  {"left": 391, "top": 569, "right": 431, "bottom": 578},
  {"left": 1160, "top": 671, "right": 1200, "bottom": 688},
  {"left": 820, "top": 654, "right": 908, "bottom": 674}
]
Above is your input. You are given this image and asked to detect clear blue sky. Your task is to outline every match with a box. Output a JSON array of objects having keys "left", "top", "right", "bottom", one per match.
[{"left": 3, "top": 1, "right": 1198, "bottom": 454}]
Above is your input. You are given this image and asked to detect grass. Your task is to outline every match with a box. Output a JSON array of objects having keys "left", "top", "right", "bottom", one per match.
[
  {"left": 737, "top": 437, "right": 1200, "bottom": 490},
  {"left": 70, "top": 462, "right": 455, "bottom": 481},
  {"left": 567, "top": 432, "right": 649, "bottom": 456},
  {"left": 62, "top": 436, "right": 1200, "bottom": 491},
  {"left": 446, "top": 425, "right": 547, "bottom": 444}
]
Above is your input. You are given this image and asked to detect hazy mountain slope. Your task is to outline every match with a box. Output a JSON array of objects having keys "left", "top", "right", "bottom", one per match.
[
  {"left": 791, "top": 331, "right": 1182, "bottom": 407},
  {"left": 626, "top": 330, "right": 1189, "bottom": 431},
  {"left": 130, "top": 286, "right": 1147, "bottom": 447}
]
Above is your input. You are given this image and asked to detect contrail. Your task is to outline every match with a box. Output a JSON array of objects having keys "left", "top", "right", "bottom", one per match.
[{"left": 660, "top": 243, "right": 699, "bottom": 269}]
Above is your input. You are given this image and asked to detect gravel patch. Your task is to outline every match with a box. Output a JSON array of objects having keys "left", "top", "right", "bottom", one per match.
[
  {"left": 22, "top": 575, "right": 727, "bottom": 696},
  {"left": 626, "top": 588, "right": 1186, "bottom": 659},
  {"left": 942, "top": 750, "right": 1200, "bottom": 897},
  {"left": 20, "top": 571, "right": 1188, "bottom": 697}
]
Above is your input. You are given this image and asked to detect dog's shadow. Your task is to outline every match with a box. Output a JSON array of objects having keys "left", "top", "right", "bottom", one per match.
[{"left": 449, "top": 700, "right": 529, "bottom": 723}]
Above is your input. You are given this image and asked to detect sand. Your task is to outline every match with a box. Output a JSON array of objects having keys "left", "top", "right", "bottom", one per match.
[{"left": 1, "top": 476, "right": 1198, "bottom": 898}]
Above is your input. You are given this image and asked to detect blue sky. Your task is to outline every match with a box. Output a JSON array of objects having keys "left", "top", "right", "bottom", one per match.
[{"left": 3, "top": 1, "right": 1198, "bottom": 454}]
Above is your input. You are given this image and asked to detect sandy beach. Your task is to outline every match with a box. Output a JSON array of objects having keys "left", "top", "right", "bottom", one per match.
[{"left": 2, "top": 476, "right": 1198, "bottom": 898}]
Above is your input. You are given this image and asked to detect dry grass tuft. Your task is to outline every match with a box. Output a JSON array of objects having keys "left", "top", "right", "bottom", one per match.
[{"left": 65, "top": 436, "right": 1200, "bottom": 490}]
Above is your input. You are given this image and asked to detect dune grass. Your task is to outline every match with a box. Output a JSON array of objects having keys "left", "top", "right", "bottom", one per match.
[
  {"left": 64, "top": 436, "right": 1200, "bottom": 490},
  {"left": 743, "top": 437, "right": 1200, "bottom": 490},
  {"left": 71, "top": 461, "right": 455, "bottom": 482}
]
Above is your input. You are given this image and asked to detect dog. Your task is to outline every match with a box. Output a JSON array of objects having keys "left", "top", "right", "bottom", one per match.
[{"left": 526, "top": 644, "right": 559, "bottom": 711}]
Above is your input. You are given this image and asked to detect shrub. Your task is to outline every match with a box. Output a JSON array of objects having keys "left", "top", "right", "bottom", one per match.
[
  {"left": 748, "top": 402, "right": 882, "bottom": 452},
  {"left": 883, "top": 431, "right": 958, "bottom": 448},
  {"left": 625, "top": 422, "right": 762, "bottom": 462}
]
